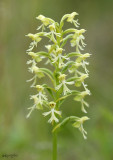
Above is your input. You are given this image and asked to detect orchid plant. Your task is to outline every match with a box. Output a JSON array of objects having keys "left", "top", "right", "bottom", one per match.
[{"left": 26, "top": 12, "right": 91, "bottom": 160}]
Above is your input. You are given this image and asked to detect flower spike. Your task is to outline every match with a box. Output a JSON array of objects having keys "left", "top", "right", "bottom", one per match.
[{"left": 26, "top": 12, "right": 91, "bottom": 142}]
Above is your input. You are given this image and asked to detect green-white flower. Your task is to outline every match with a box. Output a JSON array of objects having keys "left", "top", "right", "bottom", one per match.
[
  {"left": 56, "top": 74, "right": 74, "bottom": 95},
  {"left": 43, "top": 102, "right": 61, "bottom": 124},
  {"left": 73, "top": 116, "right": 89, "bottom": 139}
]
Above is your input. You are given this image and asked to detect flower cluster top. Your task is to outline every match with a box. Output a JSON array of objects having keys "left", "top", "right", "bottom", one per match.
[{"left": 26, "top": 12, "right": 91, "bottom": 139}]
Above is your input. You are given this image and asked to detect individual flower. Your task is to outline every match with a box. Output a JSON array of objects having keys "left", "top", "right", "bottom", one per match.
[
  {"left": 45, "top": 23, "right": 61, "bottom": 43},
  {"left": 49, "top": 23, "right": 56, "bottom": 32},
  {"left": 42, "top": 102, "right": 61, "bottom": 124},
  {"left": 26, "top": 33, "right": 42, "bottom": 52},
  {"left": 28, "top": 61, "right": 44, "bottom": 78},
  {"left": 73, "top": 116, "right": 89, "bottom": 139},
  {"left": 51, "top": 47, "right": 69, "bottom": 68},
  {"left": 36, "top": 15, "right": 54, "bottom": 26},
  {"left": 56, "top": 74, "right": 74, "bottom": 95},
  {"left": 49, "top": 23, "right": 61, "bottom": 37},
  {"left": 26, "top": 85, "right": 48, "bottom": 118},
  {"left": 67, "top": 12, "right": 78, "bottom": 22},
  {"left": 74, "top": 91, "right": 90, "bottom": 113},
  {"left": 26, "top": 41, "right": 37, "bottom": 52},
  {"left": 27, "top": 33, "right": 42, "bottom": 42},
  {"left": 27, "top": 61, "right": 44, "bottom": 87},
  {"left": 26, "top": 95, "right": 42, "bottom": 118},
  {"left": 75, "top": 74, "right": 88, "bottom": 87},
  {"left": 76, "top": 53, "right": 91, "bottom": 62},
  {"left": 70, "top": 29, "right": 86, "bottom": 52},
  {"left": 45, "top": 44, "right": 55, "bottom": 53},
  {"left": 28, "top": 52, "right": 42, "bottom": 63},
  {"left": 35, "top": 85, "right": 48, "bottom": 102},
  {"left": 76, "top": 53, "right": 91, "bottom": 74},
  {"left": 69, "top": 62, "right": 82, "bottom": 73},
  {"left": 61, "top": 12, "right": 79, "bottom": 27}
]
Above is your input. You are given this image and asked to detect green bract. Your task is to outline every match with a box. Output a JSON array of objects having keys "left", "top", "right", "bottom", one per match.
[{"left": 26, "top": 12, "right": 91, "bottom": 139}]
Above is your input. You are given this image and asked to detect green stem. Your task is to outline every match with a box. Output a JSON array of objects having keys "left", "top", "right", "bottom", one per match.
[{"left": 52, "top": 131, "right": 57, "bottom": 160}]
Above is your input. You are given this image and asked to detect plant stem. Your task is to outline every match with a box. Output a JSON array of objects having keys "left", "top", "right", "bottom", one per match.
[{"left": 52, "top": 131, "right": 57, "bottom": 160}]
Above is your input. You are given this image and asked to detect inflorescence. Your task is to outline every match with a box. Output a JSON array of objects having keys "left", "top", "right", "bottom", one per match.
[{"left": 26, "top": 12, "right": 91, "bottom": 139}]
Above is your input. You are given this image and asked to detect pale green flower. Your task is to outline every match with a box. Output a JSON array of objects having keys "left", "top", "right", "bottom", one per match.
[
  {"left": 45, "top": 24, "right": 61, "bottom": 43},
  {"left": 76, "top": 53, "right": 91, "bottom": 62},
  {"left": 27, "top": 61, "right": 44, "bottom": 87},
  {"left": 45, "top": 44, "right": 54, "bottom": 53},
  {"left": 26, "top": 85, "right": 48, "bottom": 118},
  {"left": 51, "top": 47, "right": 69, "bottom": 68},
  {"left": 49, "top": 23, "right": 56, "bottom": 32},
  {"left": 70, "top": 29, "right": 86, "bottom": 52},
  {"left": 76, "top": 53, "right": 91, "bottom": 74},
  {"left": 56, "top": 74, "right": 74, "bottom": 95},
  {"left": 73, "top": 116, "right": 89, "bottom": 139},
  {"left": 75, "top": 74, "right": 88, "bottom": 87},
  {"left": 28, "top": 61, "right": 44, "bottom": 78},
  {"left": 26, "top": 95, "right": 43, "bottom": 118},
  {"left": 36, "top": 15, "right": 54, "bottom": 26},
  {"left": 28, "top": 52, "right": 42, "bottom": 62},
  {"left": 74, "top": 91, "right": 90, "bottom": 113},
  {"left": 69, "top": 62, "right": 82, "bottom": 73},
  {"left": 35, "top": 85, "right": 48, "bottom": 101},
  {"left": 43, "top": 102, "right": 61, "bottom": 124},
  {"left": 61, "top": 12, "right": 79, "bottom": 28},
  {"left": 67, "top": 12, "right": 78, "bottom": 23},
  {"left": 27, "top": 41, "right": 37, "bottom": 52},
  {"left": 27, "top": 33, "right": 42, "bottom": 42}
]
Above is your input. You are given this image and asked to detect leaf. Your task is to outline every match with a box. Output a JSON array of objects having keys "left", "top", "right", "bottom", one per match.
[
  {"left": 71, "top": 90, "right": 81, "bottom": 95},
  {"left": 61, "top": 61, "right": 75, "bottom": 73},
  {"left": 67, "top": 52, "right": 81, "bottom": 58},
  {"left": 62, "top": 28, "right": 77, "bottom": 35},
  {"left": 56, "top": 95, "right": 70, "bottom": 103},
  {"left": 52, "top": 117, "right": 70, "bottom": 132},
  {"left": 42, "top": 84, "right": 55, "bottom": 99},
  {"left": 40, "top": 68, "right": 55, "bottom": 85},
  {"left": 52, "top": 116, "right": 79, "bottom": 132},
  {"left": 67, "top": 76, "right": 79, "bottom": 82},
  {"left": 55, "top": 90, "right": 80, "bottom": 108},
  {"left": 36, "top": 51, "right": 50, "bottom": 58},
  {"left": 56, "top": 90, "right": 80, "bottom": 103},
  {"left": 61, "top": 34, "right": 73, "bottom": 47}
]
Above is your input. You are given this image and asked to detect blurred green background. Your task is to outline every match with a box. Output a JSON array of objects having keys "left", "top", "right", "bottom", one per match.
[{"left": 0, "top": 0, "right": 113, "bottom": 159}]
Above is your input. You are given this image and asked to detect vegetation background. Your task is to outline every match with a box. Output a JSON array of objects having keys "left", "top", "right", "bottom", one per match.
[{"left": 0, "top": 0, "right": 113, "bottom": 159}]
